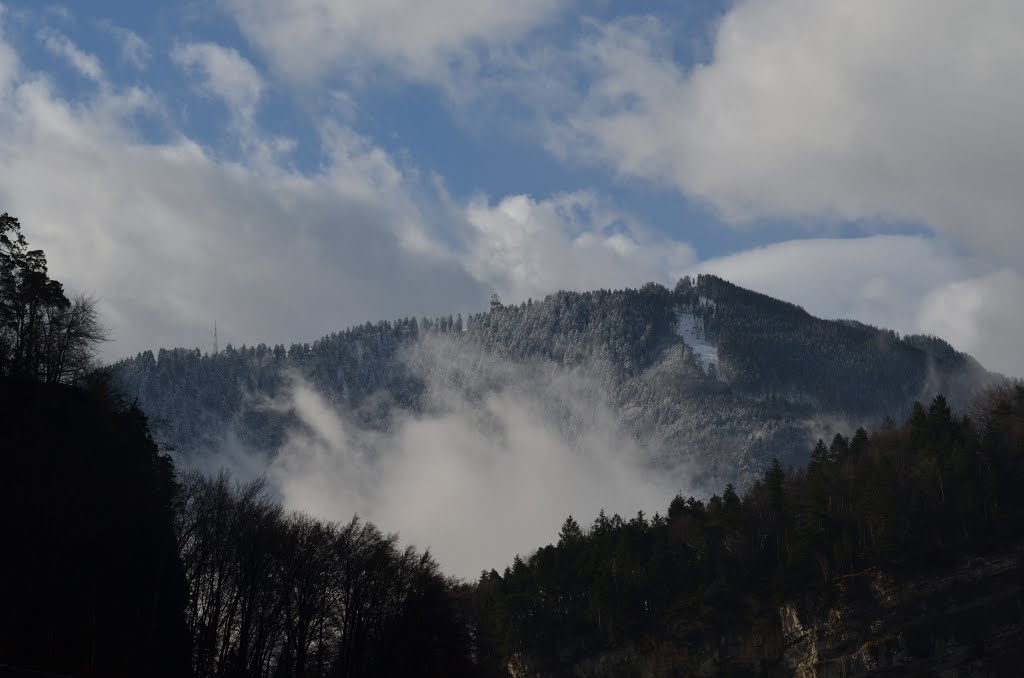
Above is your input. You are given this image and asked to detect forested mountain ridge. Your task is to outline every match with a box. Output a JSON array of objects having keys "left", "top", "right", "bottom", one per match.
[{"left": 113, "top": 275, "right": 997, "bottom": 486}]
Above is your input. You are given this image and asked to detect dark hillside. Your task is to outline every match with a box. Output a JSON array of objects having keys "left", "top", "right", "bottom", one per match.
[
  {"left": 0, "top": 377, "right": 191, "bottom": 677},
  {"left": 464, "top": 385, "right": 1024, "bottom": 676}
]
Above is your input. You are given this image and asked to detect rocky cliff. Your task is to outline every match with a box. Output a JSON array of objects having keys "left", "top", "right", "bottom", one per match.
[
  {"left": 515, "top": 550, "right": 1024, "bottom": 677},
  {"left": 780, "top": 551, "right": 1024, "bottom": 677}
]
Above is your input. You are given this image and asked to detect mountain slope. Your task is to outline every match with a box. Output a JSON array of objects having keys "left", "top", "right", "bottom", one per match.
[
  {"left": 464, "top": 385, "right": 1024, "bottom": 677},
  {"left": 112, "top": 275, "right": 997, "bottom": 487},
  {"left": 0, "top": 378, "right": 191, "bottom": 677}
]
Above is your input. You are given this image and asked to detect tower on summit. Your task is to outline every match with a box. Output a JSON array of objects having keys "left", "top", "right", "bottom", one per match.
[{"left": 490, "top": 293, "right": 502, "bottom": 312}]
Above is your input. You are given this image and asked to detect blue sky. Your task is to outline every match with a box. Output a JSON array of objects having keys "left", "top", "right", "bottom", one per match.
[{"left": 0, "top": 1, "right": 1022, "bottom": 376}]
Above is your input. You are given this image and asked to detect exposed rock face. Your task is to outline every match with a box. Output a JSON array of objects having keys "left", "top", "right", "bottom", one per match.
[
  {"left": 781, "top": 553, "right": 1024, "bottom": 677},
  {"left": 510, "top": 551, "right": 1024, "bottom": 677}
]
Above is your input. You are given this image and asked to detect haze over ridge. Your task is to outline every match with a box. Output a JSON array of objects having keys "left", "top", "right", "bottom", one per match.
[{"left": 115, "top": 276, "right": 998, "bottom": 577}]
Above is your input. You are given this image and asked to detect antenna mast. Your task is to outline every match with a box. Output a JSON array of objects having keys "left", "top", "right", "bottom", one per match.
[{"left": 214, "top": 321, "right": 218, "bottom": 355}]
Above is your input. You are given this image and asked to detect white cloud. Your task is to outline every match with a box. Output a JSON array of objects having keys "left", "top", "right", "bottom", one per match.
[
  {"left": 917, "top": 269, "right": 1024, "bottom": 378},
  {"left": 97, "top": 20, "right": 150, "bottom": 70},
  {"left": 0, "top": 32, "right": 487, "bottom": 361},
  {"left": 463, "top": 191, "right": 695, "bottom": 302},
  {"left": 220, "top": 0, "right": 567, "bottom": 84},
  {"left": 268, "top": 343, "right": 679, "bottom": 578},
  {"left": 171, "top": 42, "right": 265, "bottom": 126},
  {"left": 37, "top": 27, "right": 103, "bottom": 83},
  {"left": 556, "top": 3, "right": 1024, "bottom": 264},
  {"left": 5, "top": 6, "right": 1022, "bottom": 383},
  {"left": 695, "top": 235, "right": 1023, "bottom": 377},
  {"left": 1, "top": 16, "right": 699, "bottom": 365}
]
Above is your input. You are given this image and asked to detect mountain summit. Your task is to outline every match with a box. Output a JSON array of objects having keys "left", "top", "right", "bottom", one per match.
[{"left": 113, "top": 275, "right": 997, "bottom": 488}]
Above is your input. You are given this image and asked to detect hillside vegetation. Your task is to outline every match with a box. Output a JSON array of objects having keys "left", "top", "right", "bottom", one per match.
[
  {"left": 114, "top": 276, "right": 996, "bottom": 487},
  {"left": 464, "top": 385, "right": 1024, "bottom": 676}
]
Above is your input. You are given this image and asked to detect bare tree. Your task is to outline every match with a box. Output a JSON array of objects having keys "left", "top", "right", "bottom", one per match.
[
  {"left": 174, "top": 472, "right": 473, "bottom": 678},
  {"left": 41, "top": 293, "right": 109, "bottom": 383},
  {"left": 1, "top": 213, "right": 108, "bottom": 382}
]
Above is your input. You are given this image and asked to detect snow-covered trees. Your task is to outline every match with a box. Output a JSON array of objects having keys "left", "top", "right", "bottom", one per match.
[{"left": 113, "top": 275, "right": 996, "bottom": 488}]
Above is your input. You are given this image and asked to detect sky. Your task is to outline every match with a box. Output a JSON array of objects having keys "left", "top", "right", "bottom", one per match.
[{"left": 0, "top": 1, "right": 1022, "bottom": 376}]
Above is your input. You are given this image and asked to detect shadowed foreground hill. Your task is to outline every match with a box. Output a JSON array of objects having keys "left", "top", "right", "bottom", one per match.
[
  {"left": 0, "top": 377, "right": 191, "bottom": 678},
  {"left": 0, "top": 376, "right": 475, "bottom": 678}
]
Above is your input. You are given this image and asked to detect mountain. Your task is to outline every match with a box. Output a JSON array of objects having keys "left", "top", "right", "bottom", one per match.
[{"left": 111, "top": 275, "right": 998, "bottom": 488}]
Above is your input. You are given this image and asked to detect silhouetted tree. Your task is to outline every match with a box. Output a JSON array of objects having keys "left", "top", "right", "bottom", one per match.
[{"left": 0, "top": 213, "right": 106, "bottom": 381}]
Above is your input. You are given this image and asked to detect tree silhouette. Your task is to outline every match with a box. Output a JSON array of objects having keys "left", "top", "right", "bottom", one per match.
[{"left": 0, "top": 213, "right": 106, "bottom": 382}]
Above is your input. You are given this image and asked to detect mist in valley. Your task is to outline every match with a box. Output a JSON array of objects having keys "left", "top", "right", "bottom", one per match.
[{"left": 185, "top": 334, "right": 688, "bottom": 578}]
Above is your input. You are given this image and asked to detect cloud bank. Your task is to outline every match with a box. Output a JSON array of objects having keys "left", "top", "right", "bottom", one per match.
[
  {"left": 555, "top": 2, "right": 1024, "bottom": 262},
  {"left": 0, "top": 46, "right": 484, "bottom": 357},
  {"left": 462, "top": 191, "right": 695, "bottom": 302},
  {"left": 0, "top": 13, "right": 698, "bottom": 363}
]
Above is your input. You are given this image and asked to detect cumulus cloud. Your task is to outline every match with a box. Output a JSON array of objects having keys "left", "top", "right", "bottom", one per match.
[
  {"left": 5, "top": 4, "right": 1022, "bottom": 384},
  {"left": 0, "top": 26, "right": 487, "bottom": 361},
  {"left": 462, "top": 191, "right": 695, "bottom": 302},
  {"left": 220, "top": 0, "right": 567, "bottom": 84},
  {"left": 512, "top": 2, "right": 1024, "bottom": 375},
  {"left": 0, "top": 16, "right": 702, "bottom": 366},
  {"left": 554, "top": 3, "right": 1024, "bottom": 263},
  {"left": 266, "top": 339, "right": 680, "bottom": 578}
]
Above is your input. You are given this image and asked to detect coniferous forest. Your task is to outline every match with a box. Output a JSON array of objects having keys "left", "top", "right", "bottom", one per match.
[
  {"left": 113, "top": 272, "right": 997, "bottom": 490},
  {"left": 4, "top": 211, "right": 1024, "bottom": 676},
  {"left": 462, "top": 386, "right": 1024, "bottom": 675}
]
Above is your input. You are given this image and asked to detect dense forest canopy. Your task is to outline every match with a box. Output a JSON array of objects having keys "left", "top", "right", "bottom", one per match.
[{"left": 463, "top": 385, "right": 1024, "bottom": 676}]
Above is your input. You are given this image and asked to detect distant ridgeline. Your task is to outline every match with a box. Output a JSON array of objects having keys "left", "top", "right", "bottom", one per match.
[{"left": 113, "top": 275, "right": 997, "bottom": 485}]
